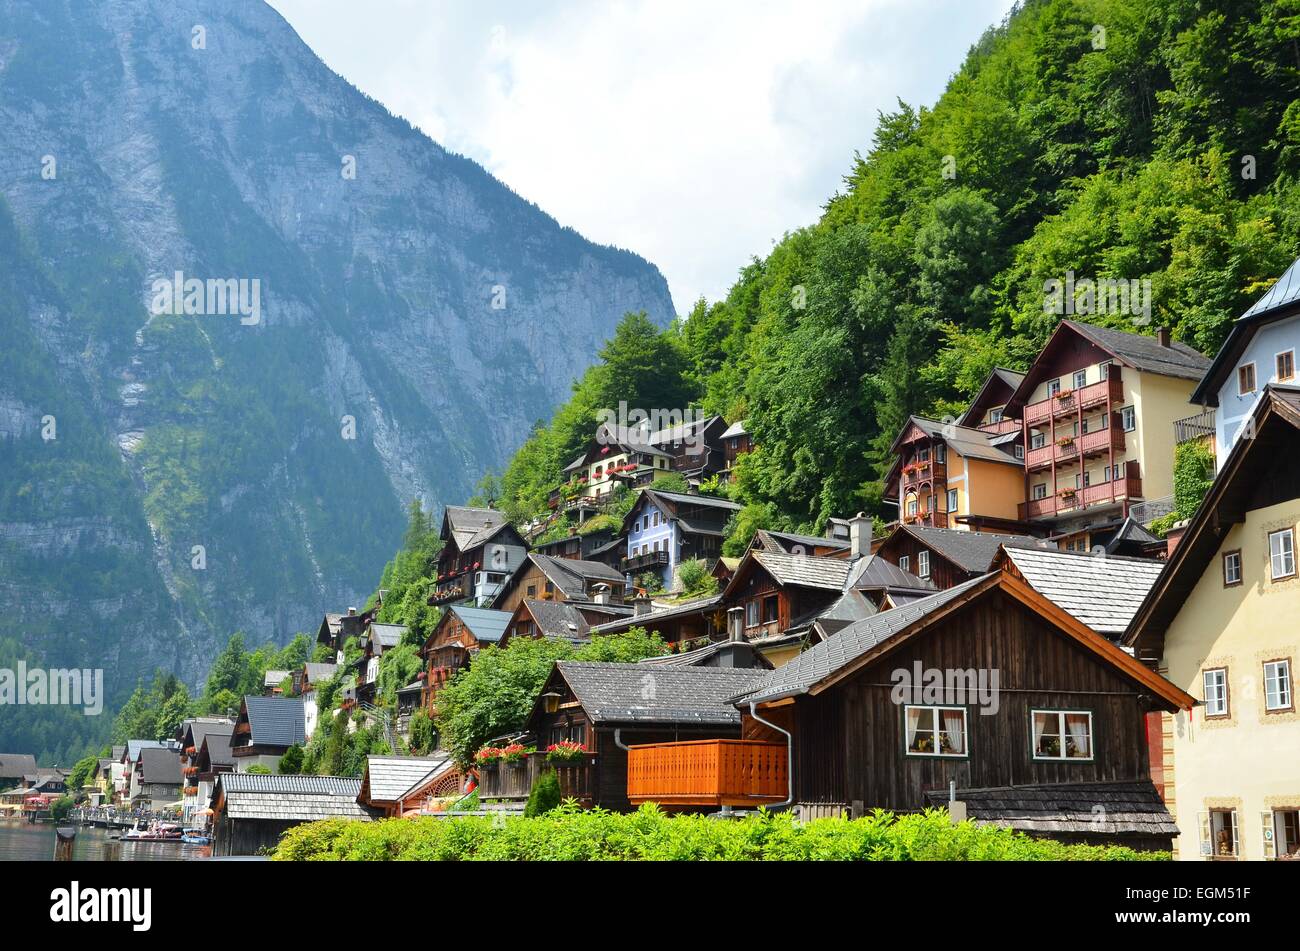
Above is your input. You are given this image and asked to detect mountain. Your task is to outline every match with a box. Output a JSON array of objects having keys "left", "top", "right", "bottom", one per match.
[{"left": 0, "top": 0, "right": 674, "bottom": 694}]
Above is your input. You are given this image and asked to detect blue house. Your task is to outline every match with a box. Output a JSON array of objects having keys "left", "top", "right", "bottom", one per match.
[{"left": 620, "top": 488, "right": 741, "bottom": 592}]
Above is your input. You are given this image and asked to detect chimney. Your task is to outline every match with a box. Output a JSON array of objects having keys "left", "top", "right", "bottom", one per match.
[
  {"left": 347, "top": 606, "right": 356, "bottom": 616},
  {"left": 1164, "top": 519, "right": 1189, "bottom": 557},
  {"left": 633, "top": 594, "right": 652, "bottom": 617},
  {"left": 1156, "top": 326, "right": 1171, "bottom": 348},
  {"left": 592, "top": 583, "right": 609, "bottom": 606},
  {"left": 850, "top": 512, "right": 873, "bottom": 559},
  {"left": 727, "top": 606, "right": 745, "bottom": 643}
]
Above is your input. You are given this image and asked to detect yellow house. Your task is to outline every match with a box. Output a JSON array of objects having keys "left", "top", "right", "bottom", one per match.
[
  {"left": 1004, "top": 321, "right": 1211, "bottom": 551},
  {"left": 1127, "top": 386, "right": 1300, "bottom": 860}
]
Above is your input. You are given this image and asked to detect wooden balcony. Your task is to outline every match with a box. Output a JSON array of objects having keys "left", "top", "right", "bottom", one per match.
[
  {"left": 902, "top": 460, "right": 946, "bottom": 489},
  {"left": 903, "top": 510, "right": 949, "bottom": 529},
  {"left": 1023, "top": 371, "right": 1123, "bottom": 428},
  {"left": 621, "top": 549, "right": 669, "bottom": 573},
  {"left": 1019, "top": 462, "right": 1142, "bottom": 520},
  {"left": 977, "top": 417, "right": 1022, "bottom": 436},
  {"left": 476, "top": 752, "right": 595, "bottom": 805},
  {"left": 1026, "top": 424, "right": 1124, "bottom": 470},
  {"left": 1174, "top": 408, "right": 1216, "bottom": 445},
  {"left": 626, "top": 739, "right": 787, "bottom": 807}
]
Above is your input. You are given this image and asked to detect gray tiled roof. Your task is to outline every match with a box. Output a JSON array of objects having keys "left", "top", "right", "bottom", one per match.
[
  {"left": 741, "top": 576, "right": 992, "bottom": 705},
  {"left": 896, "top": 526, "right": 1053, "bottom": 573},
  {"left": 1064, "top": 320, "right": 1211, "bottom": 380},
  {"left": 923, "top": 780, "right": 1177, "bottom": 837},
  {"left": 846, "top": 554, "right": 938, "bottom": 593},
  {"left": 643, "top": 488, "right": 744, "bottom": 513},
  {"left": 362, "top": 754, "right": 451, "bottom": 803},
  {"left": 905, "top": 416, "right": 1023, "bottom": 466},
  {"left": 556, "top": 661, "right": 770, "bottom": 725},
  {"left": 242, "top": 695, "right": 307, "bottom": 748},
  {"left": 199, "top": 733, "right": 234, "bottom": 769},
  {"left": 450, "top": 605, "right": 513, "bottom": 642},
  {"left": 303, "top": 662, "right": 338, "bottom": 682},
  {"left": 444, "top": 505, "right": 511, "bottom": 549},
  {"left": 530, "top": 553, "right": 625, "bottom": 597},
  {"left": 216, "top": 773, "right": 375, "bottom": 822},
  {"left": 1001, "top": 545, "right": 1165, "bottom": 637},
  {"left": 523, "top": 599, "right": 593, "bottom": 640},
  {"left": 263, "top": 669, "right": 291, "bottom": 688},
  {"left": 183, "top": 720, "right": 233, "bottom": 752},
  {"left": 812, "top": 589, "right": 879, "bottom": 637},
  {"left": 753, "top": 529, "right": 850, "bottom": 553},
  {"left": 588, "top": 594, "right": 722, "bottom": 635},
  {"left": 749, "top": 551, "right": 854, "bottom": 590},
  {"left": 367, "top": 623, "right": 407, "bottom": 649},
  {"left": 0, "top": 754, "right": 37, "bottom": 778},
  {"left": 139, "top": 747, "right": 182, "bottom": 785},
  {"left": 126, "top": 740, "right": 170, "bottom": 763},
  {"left": 720, "top": 419, "right": 749, "bottom": 439}
]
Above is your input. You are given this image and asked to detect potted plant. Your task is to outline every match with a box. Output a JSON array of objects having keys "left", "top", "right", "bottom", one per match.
[
  {"left": 474, "top": 746, "right": 502, "bottom": 768},
  {"left": 500, "top": 743, "right": 533, "bottom": 766},
  {"left": 1056, "top": 435, "right": 1075, "bottom": 448},
  {"left": 546, "top": 740, "right": 588, "bottom": 765},
  {"left": 1055, "top": 388, "right": 1074, "bottom": 401}
]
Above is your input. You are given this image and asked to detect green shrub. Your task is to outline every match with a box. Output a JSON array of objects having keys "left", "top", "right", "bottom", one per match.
[
  {"left": 273, "top": 803, "right": 1170, "bottom": 861},
  {"left": 245, "top": 764, "right": 272, "bottom": 775},
  {"left": 524, "top": 770, "right": 562, "bottom": 817},
  {"left": 278, "top": 745, "right": 305, "bottom": 775}
]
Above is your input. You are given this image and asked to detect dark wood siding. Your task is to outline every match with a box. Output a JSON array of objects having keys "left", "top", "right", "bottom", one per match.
[
  {"left": 790, "top": 590, "right": 1153, "bottom": 810},
  {"left": 877, "top": 535, "right": 972, "bottom": 589}
]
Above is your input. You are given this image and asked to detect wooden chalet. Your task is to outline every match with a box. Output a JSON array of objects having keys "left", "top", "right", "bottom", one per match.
[
  {"left": 418, "top": 605, "right": 512, "bottom": 714},
  {"left": 210, "top": 773, "right": 377, "bottom": 856},
  {"left": 720, "top": 419, "right": 753, "bottom": 478},
  {"left": 619, "top": 488, "right": 742, "bottom": 591},
  {"left": 477, "top": 661, "right": 770, "bottom": 811},
  {"left": 749, "top": 528, "right": 851, "bottom": 559},
  {"left": 531, "top": 526, "right": 617, "bottom": 562},
  {"left": 229, "top": 695, "right": 307, "bottom": 771},
  {"left": 875, "top": 524, "right": 1052, "bottom": 590},
  {"left": 132, "top": 747, "right": 183, "bottom": 810},
  {"left": 491, "top": 553, "right": 627, "bottom": 615},
  {"left": 551, "top": 426, "right": 674, "bottom": 514},
  {"left": 176, "top": 717, "right": 234, "bottom": 823},
  {"left": 627, "top": 568, "right": 1194, "bottom": 850},
  {"left": 588, "top": 594, "right": 726, "bottom": 649},
  {"left": 499, "top": 597, "right": 632, "bottom": 648},
  {"left": 357, "top": 754, "right": 461, "bottom": 817},
  {"left": 298, "top": 661, "right": 338, "bottom": 695},
  {"left": 316, "top": 606, "right": 372, "bottom": 662},
  {"left": 428, "top": 506, "right": 529, "bottom": 607},
  {"left": 356, "top": 621, "right": 407, "bottom": 704}
]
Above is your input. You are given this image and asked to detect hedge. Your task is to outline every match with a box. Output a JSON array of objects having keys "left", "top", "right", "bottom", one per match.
[{"left": 272, "top": 803, "right": 1169, "bottom": 861}]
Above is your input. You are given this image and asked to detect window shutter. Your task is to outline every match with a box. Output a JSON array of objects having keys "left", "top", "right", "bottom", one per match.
[
  {"left": 1229, "top": 811, "right": 1240, "bottom": 856},
  {"left": 1198, "top": 812, "right": 1212, "bottom": 857},
  {"left": 1262, "top": 812, "right": 1276, "bottom": 860}
]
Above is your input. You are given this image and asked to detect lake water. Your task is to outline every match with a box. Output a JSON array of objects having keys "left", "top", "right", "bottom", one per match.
[{"left": 0, "top": 822, "right": 210, "bottom": 861}]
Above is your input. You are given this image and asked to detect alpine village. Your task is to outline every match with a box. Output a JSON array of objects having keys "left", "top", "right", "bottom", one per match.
[{"left": 10, "top": 262, "right": 1300, "bottom": 863}]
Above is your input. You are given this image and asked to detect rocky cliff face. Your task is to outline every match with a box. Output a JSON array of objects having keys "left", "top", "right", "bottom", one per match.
[{"left": 0, "top": 0, "right": 674, "bottom": 688}]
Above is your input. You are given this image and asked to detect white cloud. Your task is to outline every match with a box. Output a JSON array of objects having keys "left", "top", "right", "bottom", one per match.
[{"left": 268, "top": 0, "right": 1017, "bottom": 312}]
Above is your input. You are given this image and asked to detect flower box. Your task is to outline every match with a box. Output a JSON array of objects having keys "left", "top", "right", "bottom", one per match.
[{"left": 546, "top": 740, "right": 588, "bottom": 765}]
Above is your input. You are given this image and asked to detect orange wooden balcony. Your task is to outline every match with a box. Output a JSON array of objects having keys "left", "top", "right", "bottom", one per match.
[
  {"left": 1023, "top": 372, "right": 1123, "bottom": 428},
  {"left": 626, "top": 739, "right": 787, "bottom": 807}
]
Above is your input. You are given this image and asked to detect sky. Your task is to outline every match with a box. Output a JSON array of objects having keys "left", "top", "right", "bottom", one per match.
[{"left": 266, "top": 0, "right": 1019, "bottom": 314}]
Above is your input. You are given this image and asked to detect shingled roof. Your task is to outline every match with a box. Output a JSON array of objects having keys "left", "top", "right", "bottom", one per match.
[
  {"left": 139, "top": 747, "right": 183, "bottom": 786},
  {"left": 846, "top": 554, "right": 938, "bottom": 594},
  {"left": 923, "top": 780, "right": 1178, "bottom": 837},
  {"left": 998, "top": 545, "right": 1165, "bottom": 637},
  {"left": 240, "top": 695, "right": 307, "bottom": 748},
  {"left": 0, "top": 754, "right": 37, "bottom": 779},
  {"left": 528, "top": 553, "right": 626, "bottom": 598},
  {"left": 359, "top": 754, "right": 452, "bottom": 804},
  {"left": 588, "top": 594, "right": 721, "bottom": 636},
  {"left": 443, "top": 505, "right": 513, "bottom": 549},
  {"left": 888, "top": 525, "right": 1053, "bottom": 574},
  {"left": 552, "top": 662, "right": 770, "bottom": 725},
  {"left": 521, "top": 599, "right": 595, "bottom": 641},
  {"left": 732, "top": 550, "right": 855, "bottom": 593},
  {"left": 216, "top": 773, "right": 377, "bottom": 822},
  {"left": 892, "top": 416, "right": 1024, "bottom": 466}
]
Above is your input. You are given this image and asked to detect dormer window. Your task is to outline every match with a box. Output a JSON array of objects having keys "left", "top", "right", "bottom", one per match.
[{"left": 1239, "top": 363, "right": 1257, "bottom": 395}]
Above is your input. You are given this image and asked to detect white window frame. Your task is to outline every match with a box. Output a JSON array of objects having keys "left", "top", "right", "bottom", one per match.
[
  {"left": 1223, "top": 550, "right": 1242, "bottom": 586},
  {"left": 1048, "top": 379, "right": 1061, "bottom": 397},
  {"left": 1269, "top": 527, "right": 1296, "bottom": 581},
  {"left": 934, "top": 443, "right": 947, "bottom": 465},
  {"left": 946, "top": 488, "right": 958, "bottom": 514},
  {"left": 917, "top": 550, "right": 931, "bottom": 579},
  {"left": 1203, "top": 667, "right": 1228, "bottom": 718},
  {"left": 1099, "top": 360, "right": 1112, "bottom": 379},
  {"left": 1121, "top": 405, "right": 1136, "bottom": 432},
  {"left": 745, "top": 600, "right": 760, "bottom": 628},
  {"left": 1031, "top": 431, "right": 1046, "bottom": 450},
  {"left": 1264, "top": 659, "right": 1293, "bottom": 712},
  {"left": 903, "top": 705, "right": 968, "bottom": 758},
  {"left": 1030, "top": 709, "right": 1094, "bottom": 761},
  {"left": 898, "top": 555, "right": 910, "bottom": 572},
  {"left": 1014, "top": 444, "right": 1025, "bottom": 460},
  {"left": 1201, "top": 809, "right": 1239, "bottom": 859},
  {"left": 989, "top": 407, "right": 1004, "bottom": 423},
  {"left": 1032, "top": 483, "right": 1047, "bottom": 500},
  {"left": 1073, "top": 369, "right": 1088, "bottom": 390}
]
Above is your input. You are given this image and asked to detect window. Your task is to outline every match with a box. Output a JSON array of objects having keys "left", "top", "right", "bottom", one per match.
[
  {"left": 946, "top": 489, "right": 958, "bottom": 514},
  {"left": 1014, "top": 444, "right": 1025, "bottom": 460},
  {"left": 1223, "top": 550, "right": 1242, "bottom": 586},
  {"left": 917, "top": 550, "right": 931, "bottom": 579},
  {"left": 1073, "top": 370, "right": 1087, "bottom": 390},
  {"left": 526, "top": 584, "right": 537, "bottom": 598},
  {"left": 544, "top": 580, "right": 555, "bottom": 595},
  {"left": 1203, "top": 809, "right": 1239, "bottom": 859},
  {"left": 1048, "top": 379, "right": 1061, "bottom": 397},
  {"left": 762, "top": 594, "right": 779, "bottom": 624},
  {"left": 1264, "top": 659, "right": 1293, "bottom": 712},
  {"left": 989, "top": 407, "right": 1004, "bottom": 423},
  {"left": 916, "top": 447, "right": 930, "bottom": 463},
  {"left": 745, "top": 600, "right": 760, "bottom": 628},
  {"left": 898, "top": 555, "right": 910, "bottom": 572},
  {"left": 1270, "top": 809, "right": 1300, "bottom": 860},
  {"left": 1030, "top": 710, "right": 1093, "bottom": 760},
  {"left": 1203, "top": 668, "right": 1229, "bottom": 718},
  {"left": 904, "top": 706, "right": 967, "bottom": 757},
  {"left": 1099, "top": 361, "right": 1112, "bottom": 379},
  {"left": 934, "top": 443, "right": 947, "bottom": 464},
  {"left": 1032, "top": 483, "right": 1047, "bottom": 500},
  {"left": 652, "top": 511, "right": 659, "bottom": 527},
  {"left": 906, "top": 498, "right": 918, "bottom": 517},
  {"left": 1239, "top": 362, "right": 1257, "bottom": 395},
  {"left": 1121, "top": 405, "right": 1136, "bottom": 431},
  {"left": 1277, "top": 350, "right": 1295, "bottom": 381},
  {"left": 1269, "top": 528, "right": 1296, "bottom": 580}
]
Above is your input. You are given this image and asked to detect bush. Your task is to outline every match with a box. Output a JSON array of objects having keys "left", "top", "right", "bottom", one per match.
[
  {"left": 524, "top": 771, "right": 562, "bottom": 817},
  {"left": 278, "top": 745, "right": 305, "bottom": 775},
  {"left": 274, "top": 803, "right": 1170, "bottom": 861},
  {"left": 50, "top": 795, "right": 75, "bottom": 821},
  {"left": 675, "top": 558, "right": 717, "bottom": 598}
]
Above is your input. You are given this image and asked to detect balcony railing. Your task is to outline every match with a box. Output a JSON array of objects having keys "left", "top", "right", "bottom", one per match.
[
  {"left": 902, "top": 461, "right": 947, "bottom": 489},
  {"left": 1174, "top": 409, "right": 1216, "bottom": 445},
  {"left": 621, "top": 549, "right": 669, "bottom": 573},
  {"left": 476, "top": 752, "right": 595, "bottom": 805},
  {"left": 626, "top": 739, "right": 788, "bottom": 807},
  {"left": 903, "top": 510, "right": 949, "bottom": 529},
  {"left": 1026, "top": 423, "right": 1124, "bottom": 470},
  {"left": 1019, "top": 462, "right": 1142, "bottom": 520},
  {"left": 977, "top": 418, "right": 1022, "bottom": 436},
  {"left": 1023, "top": 371, "right": 1123, "bottom": 428}
]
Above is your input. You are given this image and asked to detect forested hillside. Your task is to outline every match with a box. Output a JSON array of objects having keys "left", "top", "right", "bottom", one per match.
[{"left": 485, "top": 0, "right": 1300, "bottom": 537}]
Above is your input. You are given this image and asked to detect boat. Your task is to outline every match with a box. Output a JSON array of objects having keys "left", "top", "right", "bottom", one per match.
[
  {"left": 120, "top": 819, "right": 184, "bottom": 842},
  {"left": 181, "top": 830, "right": 211, "bottom": 846}
]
